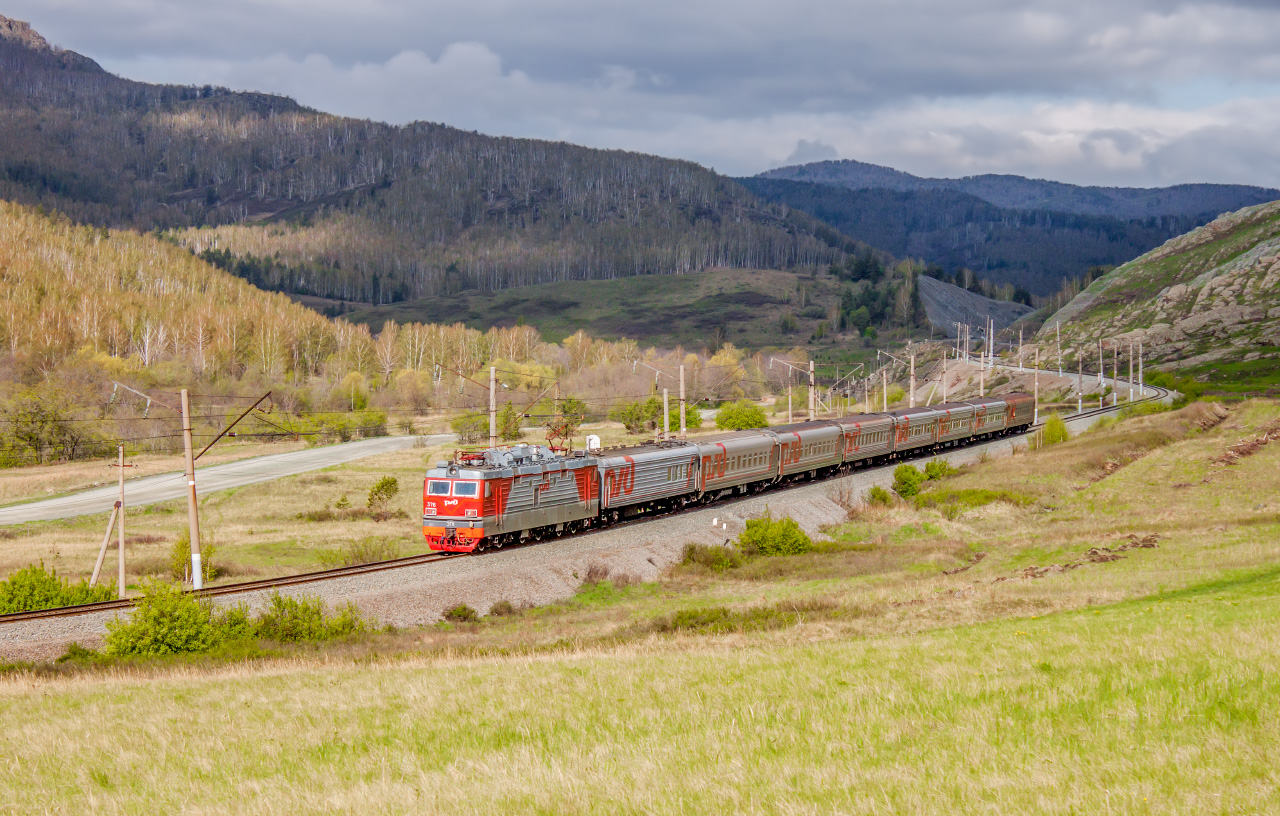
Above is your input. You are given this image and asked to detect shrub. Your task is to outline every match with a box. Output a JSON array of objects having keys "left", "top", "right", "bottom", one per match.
[
  {"left": 865, "top": 485, "right": 894, "bottom": 506},
  {"left": 681, "top": 543, "right": 745, "bottom": 572},
  {"left": 738, "top": 514, "right": 812, "bottom": 556},
  {"left": 884, "top": 385, "right": 906, "bottom": 405},
  {"left": 892, "top": 464, "right": 925, "bottom": 498},
  {"left": 367, "top": 476, "right": 400, "bottom": 511},
  {"left": 716, "top": 399, "right": 768, "bottom": 430},
  {"left": 451, "top": 410, "right": 488, "bottom": 444},
  {"left": 254, "top": 592, "right": 369, "bottom": 642},
  {"left": 168, "top": 530, "right": 217, "bottom": 583},
  {"left": 923, "top": 459, "right": 957, "bottom": 481},
  {"left": 488, "top": 600, "right": 517, "bottom": 617},
  {"left": 443, "top": 603, "right": 479, "bottom": 623},
  {"left": 498, "top": 402, "right": 523, "bottom": 441},
  {"left": 335, "top": 495, "right": 351, "bottom": 510},
  {"left": 0, "top": 563, "right": 115, "bottom": 614},
  {"left": 610, "top": 398, "right": 661, "bottom": 434},
  {"left": 317, "top": 537, "right": 401, "bottom": 568},
  {"left": 1041, "top": 413, "right": 1070, "bottom": 445},
  {"left": 103, "top": 580, "right": 222, "bottom": 657},
  {"left": 669, "top": 403, "right": 703, "bottom": 432}
]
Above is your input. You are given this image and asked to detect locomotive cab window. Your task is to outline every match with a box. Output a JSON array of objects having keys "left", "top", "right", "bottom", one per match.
[
  {"left": 453, "top": 482, "right": 479, "bottom": 498},
  {"left": 427, "top": 481, "right": 451, "bottom": 496}
]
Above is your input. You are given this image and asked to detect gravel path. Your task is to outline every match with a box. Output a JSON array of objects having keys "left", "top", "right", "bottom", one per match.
[
  {"left": 0, "top": 409, "right": 1128, "bottom": 663},
  {"left": 0, "top": 434, "right": 448, "bottom": 525}
]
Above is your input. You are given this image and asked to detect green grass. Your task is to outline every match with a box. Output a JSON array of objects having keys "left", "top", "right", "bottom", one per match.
[{"left": 341, "top": 267, "right": 850, "bottom": 349}]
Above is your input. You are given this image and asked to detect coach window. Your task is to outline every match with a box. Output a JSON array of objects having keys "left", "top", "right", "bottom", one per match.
[{"left": 427, "top": 480, "right": 451, "bottom": 496}]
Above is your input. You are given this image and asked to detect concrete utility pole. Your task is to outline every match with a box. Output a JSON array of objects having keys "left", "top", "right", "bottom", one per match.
[
  {"left": 1098, "top": 339, "right": 1104, "bottom": 387},
  {"left": 882, "top": 368, "right": 888, "bottom": 412},
  {"left": 1018, "top": 329, "right": 1024, "bottom": 371},
  {"left": 180, "top": 389, "right": 203, "bottom": 590},
  {"left": 679, "top": 365, "right": 687, "bottom": 438},
  {"left": 787, "top": 381, "right": 793, "bottom": 424},
  {"left": 909, "top": 353, "right": 916, "bottom": 408},
  {"left": 1138, "top": 339, "right": 1145, "bottom": 396},
  {"left": 116, "top": 445, "right": 125, "bottom": 598},
  {"left": 1034, "top": 347, "right": 1040, "bottom": 425},
  {"left": 1056, "top": 321, "right": 1062, "bottom": 376},
  {"left": 1112, "top": 344, "right": 1119, "bottom": 406},
  {"left": 979, "top": 360, "right": 985, "bottom": 397},
  {"left": 489, "top": 366, "right": 498, "bottom": 448},
  {"left": 941, "top": 353, "right": 948, "bottom": 403},
  {"left": 663, "top": 388, "right": 670, "bottom": 440},
  {"left": 1077, "top": 357, "right": 1083, "bottom": 414},
  {"left": 1128, "top": 342, "right": 1134, "bottom": 402},
  {"left": 808, "top": 360, "right": 816, "bottom": 420}
]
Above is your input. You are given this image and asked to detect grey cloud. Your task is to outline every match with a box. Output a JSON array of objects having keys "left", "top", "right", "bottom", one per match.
[
  {"left": 4, "top": 1, "right": 1280, "bottom": 185},
  {"left": 784, "top": 139, "right": 838, "bottom": 165}
]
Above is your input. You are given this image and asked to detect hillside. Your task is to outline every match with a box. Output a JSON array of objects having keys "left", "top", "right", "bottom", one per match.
[
  {"left": 1040, "top": 200, "right": 1280, "bottom": 384},
  {"left": 758, "top": 158, "right": 1280, "bottom": 219},
  {"left": 0, "top": 15, "right": 850, "bottom": 305},
  {"left": 916, "top": 275, "right": 1033, "bottom": 337},
  {"left": 343, "top": 267, "right": 862, "bottom": 350},
  {"left": 738, "top": 178, "right": 1198, "bottom": 294}
]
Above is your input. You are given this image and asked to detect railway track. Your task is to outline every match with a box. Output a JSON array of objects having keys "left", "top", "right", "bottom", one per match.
[{"left": 0, "top": 382, "right": 1168, "bottom": 628}]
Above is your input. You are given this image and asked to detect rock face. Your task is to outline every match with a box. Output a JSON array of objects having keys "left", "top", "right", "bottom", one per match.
[
  {"left": 917, "top": 275, "right": 1033, "bottom": 337},
  {"left": 1041, "top": 200, "right": 1280, "bottom": 369}
]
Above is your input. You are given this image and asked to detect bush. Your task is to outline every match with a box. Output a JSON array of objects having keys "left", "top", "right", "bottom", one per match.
[
  {"left": 443, "top": 603, "right": 478, "bottom": 623},
  {"left": 923, "top": 459, "right": 957, "bottom": 481},
  {"left": 103, "top": 580, "right": 222, "bottom": 657},
  {"left": 669, "top": 403, "right": 703, "bottom": 432},
  {"left": 884, "top": 385, "right": 906, "bottom": 405},
  {"left": 610, "top": 398, "right": 661, "bottom": 434},
  {"left": 254, "top": 592, "right": 368, "bottom": 642},
  {"left": 0, "top": 563, "right": 115, "bottom": 614},
  {"left": 367, "top": 476, "right": 400, "bottom": 511},
  {"left": 169, "top": 530, "right": 217, "bottom": 584},
  {"left": 317, "top": 537, "right": 401, "bottom": 568},
  {"left": 488, "top": 600, "right": 517, "bottom": 617},
  {"left": 865, "top": 485, "right": 894, "bottom": 506},
  {"left": 451, "top": 410, "right": 488, "bottom": 444},
  {"left": 892, "top": 464, "right": 925, "bottom": 498},
  {"left": 716, "top": 399, "right": 768, "bottom": 430},
  {"left": 681, "top": 543, "right": 745, "bottom": 572},
  {"left": 738, "top": 514, "right": 812, "bottom": 556},
  {"left": 1042, "top": 413, "right": 1070, "bottom": 445},
  {"left": 498, "top": 401, "right": 523, "bottom": 441}
]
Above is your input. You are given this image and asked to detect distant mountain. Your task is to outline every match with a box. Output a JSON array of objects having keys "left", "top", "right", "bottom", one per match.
[
  {"left": 0, "top": 15, "right": 852, "bottom": 305},
  {"left": 758, "top": 159, "right": 1280, "bottom": 220},
  {"left": 1041, "top": 200, "right": 1280, "bottom": 372},
  {"left": 737, "top": 178, "right": 1205, "bottom": 296}
]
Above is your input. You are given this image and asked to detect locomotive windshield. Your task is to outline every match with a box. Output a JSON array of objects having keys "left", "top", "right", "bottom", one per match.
[
  {"left": 427, "top": 480, "right": 451, "bottom": 496},
  {"left": 453, "top": 482, "right": 479, "bottom": 497}
]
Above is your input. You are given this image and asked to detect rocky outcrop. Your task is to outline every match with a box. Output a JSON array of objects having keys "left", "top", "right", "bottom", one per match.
[
  {"left": 917, "top": 275, "right": 1033, "bottom": 338},
  {"left": 1041, "top": 200, "right": 1280, "bottom": 369}
]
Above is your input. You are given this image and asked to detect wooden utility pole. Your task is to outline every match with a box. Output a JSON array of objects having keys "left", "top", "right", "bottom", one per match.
[
  {"left": 180, "top": 389, "right": 203, "bottom": 590},
  {"left": 909, "top": 353, "right": 916, "bottom": 408},
  {"left": 808, "top": 360, "right": 816, "bottom": 420},
  {"left": 678, "top": 365, "right": 686, "bottom": 438},
  {"left": 488, "top": 366, "right": 497, "bottom": 448}
]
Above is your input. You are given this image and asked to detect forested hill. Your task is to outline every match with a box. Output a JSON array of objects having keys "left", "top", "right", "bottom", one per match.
[
  {"left": 737, "top": 178, "right": 1206, "bottom": 296},
  {"left": 0, "top": 15, "right": 851, "bottom": 304},
  {"left": 757, "top": 159, "right": 1280, "bottom": 220}
]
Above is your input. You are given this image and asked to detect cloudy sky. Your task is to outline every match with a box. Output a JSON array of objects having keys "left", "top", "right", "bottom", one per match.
[{"left": 7, "top": 0, "right": 1280, "bottom": 187}]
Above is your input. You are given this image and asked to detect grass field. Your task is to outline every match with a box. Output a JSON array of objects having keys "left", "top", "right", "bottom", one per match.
[{"left": 2, "top": 401, "right": 1278, "bottom": 813}]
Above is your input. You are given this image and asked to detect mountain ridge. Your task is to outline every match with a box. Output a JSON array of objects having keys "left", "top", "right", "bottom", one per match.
[{"left": 759, "top": 158, "right": 1280, "bottom": 220}]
